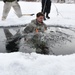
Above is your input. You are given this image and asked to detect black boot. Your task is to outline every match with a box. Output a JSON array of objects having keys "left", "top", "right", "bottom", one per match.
[
  {"left": 44, "top": 14, "right": 46, "bottom": 20},
  {"left": 46, "top": 13, "right": 50, "bottom": 19},
  {"left": 44, "top": 17, "right": 46, "bottom": 20}
]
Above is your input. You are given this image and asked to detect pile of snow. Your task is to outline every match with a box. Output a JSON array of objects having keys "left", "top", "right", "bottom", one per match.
[{"left": 0, "top": 52, "right": 75, "bottom": 75}]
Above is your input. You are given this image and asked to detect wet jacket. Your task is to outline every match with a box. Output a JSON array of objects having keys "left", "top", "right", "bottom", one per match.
[
  {"left": 3, "top": 0, "right": 19, "bottom": 3},
  {"left": 23, "top": 19, "right": 49, "bottom": 54},
  {"left": 24, "top": 19, "right": 47, "bottom": 33}
]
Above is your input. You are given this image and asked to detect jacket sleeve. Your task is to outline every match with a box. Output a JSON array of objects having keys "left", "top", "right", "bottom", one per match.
[
  {"left": 24, "top": 24, "right": 35, "bottom": 33},
  {"left": 3, "top": 0, "right": 7, "bottom": 3}
]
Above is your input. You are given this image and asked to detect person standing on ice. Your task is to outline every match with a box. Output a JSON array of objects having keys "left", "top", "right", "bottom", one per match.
[
  {"left": 2, "top": 0, "right": 22, "bottom": 20},
  {"left": 23, "top": 12, "right": 49, "bottom": 54},
  {"left": 41, "top": 0, "right": 51, "bottom": 20}
]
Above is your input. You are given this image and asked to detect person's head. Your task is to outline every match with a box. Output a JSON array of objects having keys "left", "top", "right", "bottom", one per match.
[{"left": 36, "top": 12, "right": 44, "bottom": 23}]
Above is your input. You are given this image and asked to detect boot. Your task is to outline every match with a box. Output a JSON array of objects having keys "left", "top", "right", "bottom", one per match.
[
  {"left": 44, "top": 14, "right": 46, "bottom": 20},
  {"left": 44, "top": 17, "right": 46, "bottom": 20},
  {"left": 46, "top": 13, "right": 50, "bottom": 19}
]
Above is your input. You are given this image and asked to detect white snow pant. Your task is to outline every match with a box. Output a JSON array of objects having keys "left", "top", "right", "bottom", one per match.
[{"left": 2, "top": 1, "right": 22, "bottom": 19}]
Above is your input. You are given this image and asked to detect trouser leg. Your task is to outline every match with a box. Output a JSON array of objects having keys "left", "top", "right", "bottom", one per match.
[
  {"left": 41, "top": 7, "right": 46, "bottom": 20},
  {"left": 46, "top": 1, "right": 51, "bottom": 19},
  {"left": 3, "top": 28, "right": 13, "bottom": 40},
  {"left": 41, "top": 0, "right": 46, "bottom": 20},
  {"left": 2, "top": 2, "right": 11, "bottom": 20},
  {"left": 35, "top": 41, "right": 49, "bottom": 55},
  {"left": 4, "top": 28, "right": 21, "bottom": 41},
  {"left": 3, "top": 28, "right": 20, "bottom": 52},
  {"left": 12, "top": 1, "right": 22, "bottom": 18},
  {"left": 36, "top": 45, "right": 49, "bottom": 55}
]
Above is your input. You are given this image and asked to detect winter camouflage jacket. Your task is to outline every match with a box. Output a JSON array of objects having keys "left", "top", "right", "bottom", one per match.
[
  {"left": 23, "top": 19, "right": 47, "bottom": 46},
  {"left": 24, "top": 19, "right": 47, "bottom": 34},
  {"left": 3, "top": 0, "right": 19, "bottom": 3},
  {"left": 23, "top": 19, "right": 49, "bottom": 54}
]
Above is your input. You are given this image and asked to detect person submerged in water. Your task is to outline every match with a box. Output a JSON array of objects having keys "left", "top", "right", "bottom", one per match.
[{"left": 3, "top": 12, "right": 49, "bottom": 54}]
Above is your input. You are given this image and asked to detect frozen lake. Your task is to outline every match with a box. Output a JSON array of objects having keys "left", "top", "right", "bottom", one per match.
[
  {"left": 0, "top": 26, "right": 75, "bottom": 55},
  {"left": 0, "top": 2, "right": 75, "bottom": 55}
]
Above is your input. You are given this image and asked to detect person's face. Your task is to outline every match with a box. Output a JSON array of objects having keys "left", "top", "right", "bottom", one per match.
[{"left": 36, "top": 16, "right": 44, "bottom": 23}]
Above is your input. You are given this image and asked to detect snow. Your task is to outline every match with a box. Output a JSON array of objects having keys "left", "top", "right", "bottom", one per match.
[
  {"left": 0, "top": 52, "right": 75, "bottom": 75},
  {"left": 0, "top": 2, "right": 75, "bottom": 27},
  {"left": 0, "top": 1, "right": 75, "bottom": 75}
]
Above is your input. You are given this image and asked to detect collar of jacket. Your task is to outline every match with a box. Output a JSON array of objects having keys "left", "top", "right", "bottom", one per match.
[
  {"left": 36, "top": 19, "right": 44, "bottom": 26},
  {"left": 32, "top": 19, "right": 44, "bottom": 26}
]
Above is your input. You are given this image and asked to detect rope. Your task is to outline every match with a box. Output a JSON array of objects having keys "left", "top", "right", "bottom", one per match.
[
  {"left": 53, "top": 3, "right": 64, "bottom": 18},
  {"left": 53, "top": 3, "right": 72, "bottom": 19}
]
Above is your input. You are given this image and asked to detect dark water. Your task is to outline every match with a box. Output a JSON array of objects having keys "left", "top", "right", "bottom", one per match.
[
  {"left": 48, "top": 26, "right": 75, "bottom": 55},
  {"left": 0, "top": 26, "right": 75, "bottom": 55}
]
